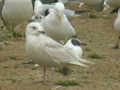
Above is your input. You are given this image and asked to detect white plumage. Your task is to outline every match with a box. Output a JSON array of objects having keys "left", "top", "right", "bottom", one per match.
[
  {"left": 33, "top": 0, "right": 79, "bottom": 20},
  {"left": 32, "top": 0, "right": 43, "bottom": 21},
  {"left": 26, "top": 22, "right": 87, "bottom": 67},
  {"left": 113, "top": 8, "right": 120, "bottom": 48},
  {"left": 26, "top": 22, "right": 87, "bottom": 82},
  {"left": 34, "top": 0, "right": 42, "bottom": 16},
  {"left": 64, "top": 38, "right": 83, "bottom": 58},
  {"left": 114, "top": 9, "right": 120, "bottom": 32},
  {"left": 64, "top": 37, "right": 94, "bottom": 64},
  {"left": 41, "top": 2, "right": 76, "bottom": 41},
  {"left": 1, "top": 0, "right": 33, "bottom": 31}
]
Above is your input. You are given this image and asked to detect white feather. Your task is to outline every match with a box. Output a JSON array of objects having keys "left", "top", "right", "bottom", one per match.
[{"left": 26, "top": 22, "right": 87, "bottom": 67}]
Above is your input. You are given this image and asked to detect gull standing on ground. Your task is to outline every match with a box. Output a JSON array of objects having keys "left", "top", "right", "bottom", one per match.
[
  {"left": 108, "top": 0, "right": 120, "bottom": 48},
  {"left": 111, "top": 8, "right": 120, "bottom": 48},
  {"left": 64, "top": 36, "right": 94, "bottom": 64},
  {"left": 26, "top": 22, "right": 87, "bottom": 82},
  {"left": 41, "top": 2, "right": 76, "bottom": 41},
  {"left": 0, "top": 0, "right": 33, "bottom": 31}
]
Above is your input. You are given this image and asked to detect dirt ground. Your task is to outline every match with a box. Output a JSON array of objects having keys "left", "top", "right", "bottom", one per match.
[{"left": 0, "top": 6, "right": 120, "bottom": 90}]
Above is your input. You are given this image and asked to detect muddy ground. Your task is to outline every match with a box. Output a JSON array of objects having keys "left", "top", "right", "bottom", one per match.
[{"left": 0, "top": 6, "right": 120, "bottom": 90}]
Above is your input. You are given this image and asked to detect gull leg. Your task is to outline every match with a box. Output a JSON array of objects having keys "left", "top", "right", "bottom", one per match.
[
  {"left": 50, "top": 67, "right": 55, "bottom": 81},
  {"left": 42, "top": 66, "right": 54, "bottom": 85},
  {"left": 32, "top": 65, "right": 47, "bottom": 84},
  {"left": 43, "top": 65, "right": 47, "bottom": 82}
]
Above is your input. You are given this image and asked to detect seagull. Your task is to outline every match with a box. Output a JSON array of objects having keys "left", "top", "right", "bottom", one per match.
[
  {"left": 64, "top": 36, "right": 94, "bottom": 64},
  {"left": 32, "top": 0, "right": 81, "bottom": 23},
  {"left": 108, "top": 0, "right": 120, "bottom": 48},
  {"left": 32, "top": 0, "right": 80, "bottom": 21},
  {"left": 32, "top": 0, "right": 58, "bottom": 21},
  {"left": 41, "top": 2, "right": 76, "bottom": 41},
  {"left": 25, "top": 22, "right": 87, "bottom": 82},
  {"left": 0, "top": 0, "right": 33, "bottom": 31},
  {"left": 111, "top": 8, "right": 120, "bottom": 49}
]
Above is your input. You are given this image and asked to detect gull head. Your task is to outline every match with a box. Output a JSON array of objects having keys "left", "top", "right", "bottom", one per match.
[
  {"left": 26, "top": 22, "right": 45, "bottom": 36},
  {"left": 54, "top": 2, "right": 65, "bottom": 21},
  {"left": 71, "top": 36, "right": 87, "bottom": 46}
]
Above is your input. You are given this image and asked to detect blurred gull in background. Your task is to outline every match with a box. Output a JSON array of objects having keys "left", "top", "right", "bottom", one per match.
[{"left": 0, "top": 0, "right": 34, "bottom": 31}]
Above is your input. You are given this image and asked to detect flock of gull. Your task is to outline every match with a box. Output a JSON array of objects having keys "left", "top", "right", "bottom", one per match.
[{"left": 0, "top": 0, "right": 120, "bottom": 83}]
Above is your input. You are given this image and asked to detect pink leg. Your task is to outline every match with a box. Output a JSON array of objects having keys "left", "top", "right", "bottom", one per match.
[{"left": 43, "top": 65, "right": 47, "bottom": 82}]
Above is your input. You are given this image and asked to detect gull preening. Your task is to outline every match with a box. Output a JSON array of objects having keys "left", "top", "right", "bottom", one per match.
[
  {"left": 0, "top": 0, "right": 33, "bottom": 31},
  {"left": 26, "top": 22, "right": 87, "bottom": 82}
]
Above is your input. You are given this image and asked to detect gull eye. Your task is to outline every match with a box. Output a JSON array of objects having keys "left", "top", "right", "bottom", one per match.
[{"left": 32, "top": 26, "right": 37, "bottom": 30}]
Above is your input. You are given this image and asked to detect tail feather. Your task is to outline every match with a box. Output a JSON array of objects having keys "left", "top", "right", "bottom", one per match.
[
  {"left": 78, "top": 58, "right": 95, "bottom": 64},
  {"left": 69, "top": 61, "right": 88, "bottom": 67}
]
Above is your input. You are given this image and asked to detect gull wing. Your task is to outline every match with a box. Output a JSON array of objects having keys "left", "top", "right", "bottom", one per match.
[{"left": 44, "top": 38, "right": 87, "bottom": 67}]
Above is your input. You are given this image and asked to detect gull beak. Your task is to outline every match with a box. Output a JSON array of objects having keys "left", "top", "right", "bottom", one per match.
[
  {"left": 80, "top": 42, "right": 87, "bottom": 46},
  {"left": 58, "top": 15, "right": 62, "bottom": 22}
]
